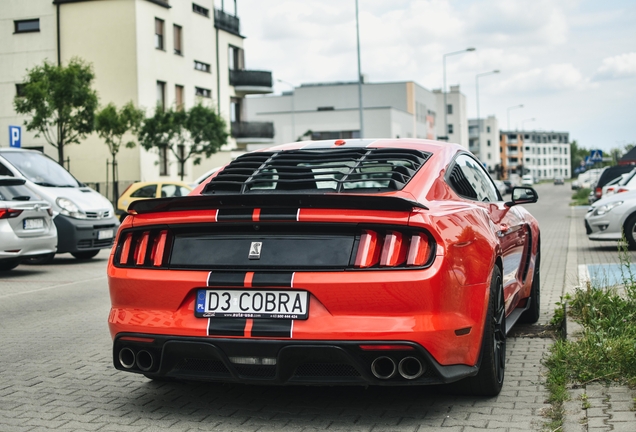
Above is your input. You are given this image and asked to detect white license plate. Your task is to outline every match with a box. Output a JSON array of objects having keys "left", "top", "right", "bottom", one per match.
[
  {"left": 97, "top": 229, "right": 114, "bottom": 240},
  {"left": 195, "top": 289, "right": 309, "bottom": 319},
  {"left": 23, "top": 218, "right": 44, "bottom": 230}
]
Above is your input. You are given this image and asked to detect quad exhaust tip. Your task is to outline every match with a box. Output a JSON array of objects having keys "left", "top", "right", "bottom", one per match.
[
  {"left": 398, "top": 356, "right": 424, "bottom": 380},
  {"left": 371, "top": 356, "right": 396, "bottom": 379},
  {"left": 118, "top": 348, "right": 136, "bottom": 369}
]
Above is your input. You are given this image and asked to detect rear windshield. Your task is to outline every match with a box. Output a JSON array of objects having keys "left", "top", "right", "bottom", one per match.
[
  {"left": 204, "top": 148, "right": 430, "bottom": 195},
  {"left": 1, "top": 152, "right": 80, "bottom": 187},
  {"left": 0, "top": 184, "right": 41, "bottom": 201}
]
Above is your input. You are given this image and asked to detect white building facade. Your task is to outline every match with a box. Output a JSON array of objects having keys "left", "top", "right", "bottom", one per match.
[
  {"left": 0, "top": 0, "right": 271, "bottom": 188},
  {"left": 521, "top": 131, "right": 571, "bottom": 180},
  {"left": 433, "top": 85, "right": 468, "bottom": 148},
  {"left": 468, "top": 116, "right": 500, "bottom": 174},
  {"left": 245, "top": 81, "right": 445, "bottom": 150}
]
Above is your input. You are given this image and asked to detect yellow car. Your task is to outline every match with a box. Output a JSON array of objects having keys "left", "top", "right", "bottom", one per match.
[{"left": 117, "top": 181, "right": 192, "bottom": 221}]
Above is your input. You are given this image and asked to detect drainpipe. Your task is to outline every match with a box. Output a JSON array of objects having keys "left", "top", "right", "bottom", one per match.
[
  {"left": 56, "top": 2, "right": 61, "bottom": 66},
  {"left": 216, "top": 27, "right": 220, "bottom": 114}
]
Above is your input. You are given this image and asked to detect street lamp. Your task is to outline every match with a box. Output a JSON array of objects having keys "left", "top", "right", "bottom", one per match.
[
  {"left": 507, "top": 104, "right": 524, "bottom": 130},
  {"left": 355, "top": 0, "right": 364, "bottom": 138},
  {"left": 277, "top": 79, "right": 296, "bottom": 141},
  {"left": 475, "top": 69, "right": 500, "bottom": 153},
  {"left": 442, "top": 47, "right": 476, "bottom": 141},
  {"left": 521, "top": 117, "right": 536, "bottom": 131}
]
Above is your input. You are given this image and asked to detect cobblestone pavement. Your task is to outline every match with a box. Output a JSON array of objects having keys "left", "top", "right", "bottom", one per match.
[
  {"left": 0, "top": 183, "right": 597, "bottom": 431},
  {"left": 560, "top": 205, "right": 636, "bottom": 432}
]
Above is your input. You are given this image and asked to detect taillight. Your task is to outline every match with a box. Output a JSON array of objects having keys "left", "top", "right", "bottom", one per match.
[
  {"left": 116, "top": 229, "right": 169, "bottom": 268},
  {"left": 0, "top": 209, "right": 23, "bottom": 219},
  {"left": 617, "top": 188, "right": 629, "bottom": 194},
  {"left": 595, "top": 187, "right": 602, "bottom": 198},
  {"left": 355, "top": 230, "right": 433, "bottom": 268}
]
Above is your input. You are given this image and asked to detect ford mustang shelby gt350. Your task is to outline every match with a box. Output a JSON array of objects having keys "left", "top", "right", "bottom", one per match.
[{"left": 107, "top": 139, "right": 540, "bottom": 396}]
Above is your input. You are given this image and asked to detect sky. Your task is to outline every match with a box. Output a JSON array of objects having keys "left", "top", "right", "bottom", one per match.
[{"left": 226, "top": 0, "right": 636, "bottom": 152}]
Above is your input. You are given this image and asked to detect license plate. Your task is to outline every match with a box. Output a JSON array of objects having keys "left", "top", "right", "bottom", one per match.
[
  {"left": 195, "top": 289, "right": 309, "bottom": 320},
  {"left": 23, "top": 218, "right": 44, "bottom": 230},
  {"left": 97, "top": 229, "right": 114, "bottom": 240}
]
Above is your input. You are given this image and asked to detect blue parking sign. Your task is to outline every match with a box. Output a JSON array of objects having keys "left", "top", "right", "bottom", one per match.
[{"left": 9, "top": 125, "right": 21, "bottom": 148}]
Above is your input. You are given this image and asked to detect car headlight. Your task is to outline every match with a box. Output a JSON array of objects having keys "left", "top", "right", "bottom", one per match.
[
  {"left": 593, "top": 201, "right": 623, "bottom": 216},
  {"left": 56, "top": 197, "right": 87, "bottom": 219}
]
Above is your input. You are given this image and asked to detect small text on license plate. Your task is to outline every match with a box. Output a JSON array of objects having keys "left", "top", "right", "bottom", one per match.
[
  {"left": 97, "top": 229, "right": 114, "bottom": 240},
  {"left": 23, "top": 218, "right": 44, "bottom": 230}
]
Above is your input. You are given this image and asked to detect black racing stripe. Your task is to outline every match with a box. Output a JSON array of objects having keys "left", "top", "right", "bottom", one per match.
[
  {"left": 208, "top": 318, "right": 246, "bottom": 336},
  {"left": 217, "top": 208, "right": 253, "bottom": 221},
  {"left": 259, "top": 208, "right": 297, "bottom": 221},
  {"left": 252, "top": 272, "right": 294, "bottom": 287},
  {"left": 207, "top": 271, "right": 247, "bottom": 287},
  {"left": 251, "top": 319, "right": 292, "bottom": 338}
]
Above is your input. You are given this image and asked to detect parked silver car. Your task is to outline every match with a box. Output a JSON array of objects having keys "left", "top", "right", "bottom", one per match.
[
  {"left": 585, "top": 189, "right": 636, "bottom": 249},
  {"left": 0, "top": 177, "right": 57, "bottom": 271}
]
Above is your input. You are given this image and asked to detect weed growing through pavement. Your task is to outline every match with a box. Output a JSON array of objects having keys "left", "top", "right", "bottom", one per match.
[{"left": 543, "top": 235, "right": 636, "bottom": 430}]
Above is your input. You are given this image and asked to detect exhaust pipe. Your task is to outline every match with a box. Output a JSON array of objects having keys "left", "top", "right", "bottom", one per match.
[
  {"left": 136, "top": 350, "right": 154, "bottom": 372},
  {"left": 118, "top": 348, "right": 136, "bottom": 369},
  {"left": 398, "top": 357, "right": 424, "bottom": 380},
  {"left": 371, "top": 356, "right": 396, "bottom": 379}
]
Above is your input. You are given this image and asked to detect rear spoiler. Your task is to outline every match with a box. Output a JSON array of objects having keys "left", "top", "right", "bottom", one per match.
[{"left": 128, "top": 193, "right": 427, "bottom": 215}]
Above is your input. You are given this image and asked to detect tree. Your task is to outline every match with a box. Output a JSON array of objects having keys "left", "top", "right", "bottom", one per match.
[
  {"left": 95, "top": 102, "right": 144, "bottom": 202},
  {"left": 13, "top": 58, "right": 99, "bottom": 165},
  {"left": 570, "top": 140, "right": 589, "bottom": 175},
  {"left": 138, "top": 104, "right": 228, "bottom": 180}
]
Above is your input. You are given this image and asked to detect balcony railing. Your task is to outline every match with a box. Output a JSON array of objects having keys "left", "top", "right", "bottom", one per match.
[
  {"left": 214, "top": 9, "right": 240, "bottom": 36},
  {"left": 230, "top": 70, "right": 273, "bottom": 89},
  {"left": 231, "top": 121, "right": 274, "bottom": 140}
]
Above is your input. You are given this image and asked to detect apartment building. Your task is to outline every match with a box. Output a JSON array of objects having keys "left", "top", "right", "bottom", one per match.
[
  {"left": 433, "top": 85, "right": 468, "bottom": 148},
  {"left": 468, "top": 116, "right": 500, "bottom": 174},
  {"left": 499, "top": 130, "right": 571, "bottom": 180},
  {"left": 245, "top": 80, "right": 443, "bottom": 150},
  {"left": 0, "top": 0, "right": 272, "bottom": 187}
]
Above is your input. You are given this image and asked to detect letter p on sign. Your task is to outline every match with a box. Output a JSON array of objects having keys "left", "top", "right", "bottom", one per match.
[{"left": 9, "top": 125, "right": 21, "bottom": 148}]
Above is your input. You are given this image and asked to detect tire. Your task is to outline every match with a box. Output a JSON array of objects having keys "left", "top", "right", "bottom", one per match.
[
  {"left": 520, "top": 250, "right": 541, "bottom": 324},
  {"left": 23, "top": 253, "right": 56, "bottom": 265},
  {"left": 454, "top": 266, "right": 506, "bottom": 396},
  {"left": 0, "top": 260, "right": 20, "bottom": 271},
  {"left": 71, "top": 250, "right": 100, "bottom": 260},
  {"left": 624, "top": 214, "right": 636, "bottom": 250}
]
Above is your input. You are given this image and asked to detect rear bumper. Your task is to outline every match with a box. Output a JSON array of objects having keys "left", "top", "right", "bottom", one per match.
[
  {"left": 113, "top": 334, "right": 477, "bottom": 386},
  {"left": 54, "top": 214, "right": 119, "bottom": 253},
  {"left": 0, "top": 224, "right": 57, "bottom": 260}
]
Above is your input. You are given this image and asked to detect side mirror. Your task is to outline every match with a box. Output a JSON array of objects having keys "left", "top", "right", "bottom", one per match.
[{"left": 505, "top": 187, "right": 538, "bottom": 207}]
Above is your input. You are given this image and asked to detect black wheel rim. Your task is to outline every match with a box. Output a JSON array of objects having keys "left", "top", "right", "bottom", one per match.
[{"left": 493, "top": 276, "right": 506, "bottom": 384}]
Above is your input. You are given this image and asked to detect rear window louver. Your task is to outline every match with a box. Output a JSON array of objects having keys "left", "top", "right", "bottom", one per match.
[
  {"left": 449, "top": 166, "right": 478, "bottom": 199},
  {"left": 203, "top": 148, "right": 430, "bottom": 195}
]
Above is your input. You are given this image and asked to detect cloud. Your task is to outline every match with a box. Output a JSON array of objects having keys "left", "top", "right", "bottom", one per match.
[
  {"left": 497, "top": 63, "right": 588, "bottom": 94},
  {"left": 593, "top": 52, "right": 636, "bottom": 81}
]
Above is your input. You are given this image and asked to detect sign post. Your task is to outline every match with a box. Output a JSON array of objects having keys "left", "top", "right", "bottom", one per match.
[{"left": 9, "top": 125, "right": 21, "bottom": 148}]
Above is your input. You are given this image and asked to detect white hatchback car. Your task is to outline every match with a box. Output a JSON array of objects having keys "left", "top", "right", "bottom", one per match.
[
  {"left": 585, "top": 189, "right": 636, "bottom": 249},
  {"left": 0, "top": 177, "right": 57, "bottom": 271}
]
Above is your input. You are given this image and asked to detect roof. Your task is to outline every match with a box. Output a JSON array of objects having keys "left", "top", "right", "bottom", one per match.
[{"left": 619, "top": 147, "right": 636, "bottom": 163}]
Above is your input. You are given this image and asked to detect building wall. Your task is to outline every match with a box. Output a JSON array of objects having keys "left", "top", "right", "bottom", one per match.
[
  {"left": 434, "top": 85, "right": 468, "bottom": 148},
  {"left": 469, "top": 116, "right": 500, "bottom": 173},
  {"left": 520, "top": 131, "right": 571, "bottom": 179},
  {"left": 245, "top": 81, "right": 439, "bottom": 145}
]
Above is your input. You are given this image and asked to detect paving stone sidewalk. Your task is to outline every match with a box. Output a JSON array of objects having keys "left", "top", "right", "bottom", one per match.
[{"left": 561, "top": 206, "right": 636, "bottom": 432}]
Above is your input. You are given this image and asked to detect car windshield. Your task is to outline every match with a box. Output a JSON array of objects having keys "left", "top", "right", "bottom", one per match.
[{"left": 1, "top": 152, "right": 79, "bottom": 187}]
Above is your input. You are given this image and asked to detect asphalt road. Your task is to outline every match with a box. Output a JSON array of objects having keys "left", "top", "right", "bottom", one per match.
[{"left": 0, "top": 182, "right": 610, "bottom": 431}]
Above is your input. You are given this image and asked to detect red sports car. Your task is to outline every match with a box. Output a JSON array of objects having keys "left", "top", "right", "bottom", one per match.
[{"left": 107, "top": 139, "right": 540, "bottom": 396}]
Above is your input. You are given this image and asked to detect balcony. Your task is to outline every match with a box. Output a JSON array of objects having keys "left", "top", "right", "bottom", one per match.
[
  {"left": 231, "top": 121, "right": 275, "bottom": 145},
  {"left": 230, "top": 70, "right": 273, "bottom": 95},
  {"left": 214, "top": 9, "right": 240, "bottom": 36}
]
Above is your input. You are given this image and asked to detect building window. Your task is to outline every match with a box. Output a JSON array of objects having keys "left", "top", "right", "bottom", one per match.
[
  {"left": 230, "top": 97, "right": 241, "bottom": 122},
  {"left": 175, "top": 85, "right": 184, "bottom": 110},
  {"left": 155, "top": 18, "right": 164, "bottom": 50},
  {"left": 487, "top": 154, "right": 491, "bottom": 160},
  {"left": 159, "top": 146, "right": 168, "bottom": 176},
  {"left": 173, "top": 25, "right": 182, "bottom": 55},
  {"left": 192, "top": 3, "right": 209, "bottom": 17},
  {"left": 228, "top": 46, "right": 244, "bottom": 71},
  {"left": 447, "top": 124, "right": 453, "bottom": 135},
  {"left": 15, "top": 84, "right": 26, "bottom": 97},
  {"left": 194, "top": 60, "right": 211, "bottom": 73},
  {"left": 447, "top": 104, "right": 453, "bottom": 115},
  {"left": 14, "top": 19, "right": 40, "bottom": 33},
  {"left": 156, "top": 81, "right": 166, "bottom": 110},
  {"left": 317, "top": 107, "right": 335, "bottom": 111},
  {"left": 487, "top": 126, "right": 491, "bottom": 133},
  {"left": 195, "top": 87, "right": 211, "bottom": 98},
  {"left": 487, "top": 140, "right": 491, "bottom": 147}
]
